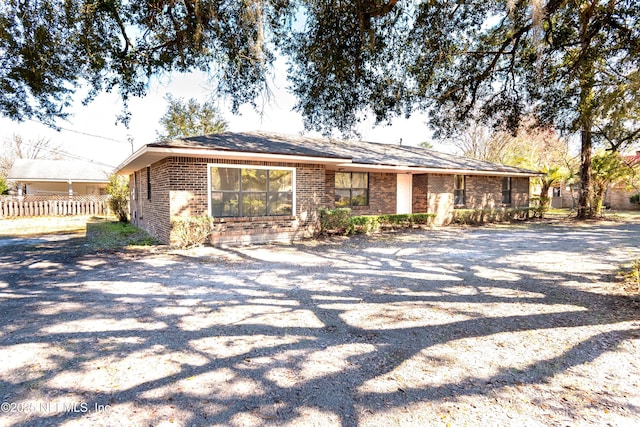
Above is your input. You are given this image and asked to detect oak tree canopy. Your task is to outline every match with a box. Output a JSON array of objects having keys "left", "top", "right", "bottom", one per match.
[{"left": 2, "top": 0, "right": 638, "bottom": 217}]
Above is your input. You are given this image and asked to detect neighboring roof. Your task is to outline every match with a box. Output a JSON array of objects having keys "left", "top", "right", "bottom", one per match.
[
  {"left": 623, "top": 151, "right": 640, "bottom": 165},
  {"left": 116, "top": 131, "right": 541, "bottom": 176},
  {"left": 8, "top": 159, "right": 112, "bottom": 183}
]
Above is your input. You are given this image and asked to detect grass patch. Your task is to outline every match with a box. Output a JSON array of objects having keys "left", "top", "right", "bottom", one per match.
[
  {"left": 0, "top": 216, "right": 92, "bottom": 237},
  {"left": 604, "top": 210, "right": 640, "bottom": 221},
  {"left": 86, "top": 220, "right": 159, "bottom": 250}
]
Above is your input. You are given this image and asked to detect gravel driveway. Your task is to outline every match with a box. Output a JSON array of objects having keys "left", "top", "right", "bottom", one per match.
[{"left": 1, "top": 221, "right": 639, "bottom": 426}]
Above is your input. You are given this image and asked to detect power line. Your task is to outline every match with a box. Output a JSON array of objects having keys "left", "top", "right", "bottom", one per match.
[{"left": 27, "top": 118, "right": 131, "bottom": 144}]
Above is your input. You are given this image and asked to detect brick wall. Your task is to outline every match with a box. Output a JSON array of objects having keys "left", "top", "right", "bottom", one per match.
[
  {"left": 465, "top": 176, "right": 503, "bottom": 209},
  {"left": 367, "top": 172, "right": 396, "bottom": 214},
  {"left": 295, "top": 164, "right": 325, "bottom": 235},
  {"left": 412, "top": 174, "right": 429, "bottom": 213},
  {"left": 131, "top": 159, "right": 172, "bottom": 243},
  {"left": 426, "top": 174, "right": 454, "bottom": 225},
  {"left": 435, "top": 175, "right": 531, "bottom": 211},
  {"left": 209, "top": 216, "right": 302, "bottom": 246},
  {"left": 168, "top": 157, "right": 209, "bottom": 219},
  {"left": 324, "top": 170, "right": 335, "bottom": 207}
]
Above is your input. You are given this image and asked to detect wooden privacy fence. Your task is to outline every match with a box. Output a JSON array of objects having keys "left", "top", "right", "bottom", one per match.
[{"left": 0, "top": 195, "right": 111, "bottom": 218}]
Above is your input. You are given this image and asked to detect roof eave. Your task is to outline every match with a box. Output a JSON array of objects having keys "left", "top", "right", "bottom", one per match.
[
  {"left": 335, "top": 162, "right": 542, "bottom": 177},
  {"left": 114, "top": 146, "right": 352, "bottom": 175}
]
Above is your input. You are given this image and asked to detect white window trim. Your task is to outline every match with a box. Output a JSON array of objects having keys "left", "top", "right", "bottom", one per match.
[{"left": 207, "top": 163, "right": 297, "bottom": 217}]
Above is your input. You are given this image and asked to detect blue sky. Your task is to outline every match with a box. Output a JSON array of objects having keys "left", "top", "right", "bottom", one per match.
[{"left": 0, "top": 59, "right": 438, "bottom": 168}]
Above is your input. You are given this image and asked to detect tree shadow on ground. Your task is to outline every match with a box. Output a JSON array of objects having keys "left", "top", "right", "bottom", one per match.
[{"left": 0, "top": 222, "right": 639, "bottom": 426}]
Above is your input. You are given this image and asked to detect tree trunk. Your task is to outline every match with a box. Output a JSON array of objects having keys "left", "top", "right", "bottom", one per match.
[
  {"left": 577, "top": 127, "right": 593, "bottom": 218},
  {"left": 576, "top": 3, "right": 595, "bottom": 220},
  {"left": 593, "top": 186, "right": 606, "bottom": 217},
  {"left": 539, "top": 181, "right": 552, "bottom": 211}
]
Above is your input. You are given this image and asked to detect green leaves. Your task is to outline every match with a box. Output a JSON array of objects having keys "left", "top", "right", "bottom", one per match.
[
  {"left": 156, "top": 95, "right": 228, "bottom": 140},
  {"left": 1, "top": 0, "right": 291, "bottom": 125},
  {"left": 1, "top": 0, "right": 638, "bottom": 145},
  {"left": 106, "top": 173, "right": 129, "bottom": 222}
]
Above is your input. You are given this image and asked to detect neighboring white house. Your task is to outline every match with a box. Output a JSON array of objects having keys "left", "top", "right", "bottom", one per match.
[{"left": 7, "top": 159, "right": 113, "bottom": 196}]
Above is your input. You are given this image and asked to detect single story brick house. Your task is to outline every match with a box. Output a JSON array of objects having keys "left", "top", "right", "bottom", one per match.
[{"left": 114, "top": 131, "right": 539, "bottom": 245}]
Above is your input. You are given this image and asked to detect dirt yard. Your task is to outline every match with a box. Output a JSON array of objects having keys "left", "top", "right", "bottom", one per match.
[{"left": 0, "top": 219, "right": 639, "bottom": 426}]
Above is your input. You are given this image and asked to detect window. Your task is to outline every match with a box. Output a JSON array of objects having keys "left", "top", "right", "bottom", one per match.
[
  {"left": 454, "top": 175, "right": 465, "bottom": 206},
  {"left": 209, "top": 166, "right": 294, "bottom": 217},
  {"left": 502, "top": 177, "right": 512, "bottom": 204},
  {"left": 552, "top": 187, "right": 561, "bottom": 197},
  {"left": 335, "top": 172, "right": 369, "bottom": 207},
  {"left": 146, "top": 166, "right": 151, "bottom": 200}
]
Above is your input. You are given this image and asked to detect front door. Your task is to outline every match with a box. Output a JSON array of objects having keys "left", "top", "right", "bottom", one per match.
[{"left": 396, "top": 174, "right": 413, "bottom": 214}]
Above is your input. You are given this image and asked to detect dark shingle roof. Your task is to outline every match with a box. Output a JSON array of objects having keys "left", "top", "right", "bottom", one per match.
[
  {"left": 8, "top": 159, "right": 112, "bottom": 182},
  {"left": 150, "top": 131, "right": 538, "bottom": 175}
]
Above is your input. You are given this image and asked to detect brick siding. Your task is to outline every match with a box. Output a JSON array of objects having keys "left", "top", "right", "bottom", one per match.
[
  {"left": 412, "top": 174, "right": 429, "bottom": 213},
  {"left": 465, "top": 176, "right": 503, "bottom": 209},
  {"left": 130, "top": 157, "right": 533, "bottom": 245},
  {"left": 425, "top": 174, "right": 455, "bottom": 225},
  {"left": 130, "top": 159, "right": 172, "bottom": 243},
  {"left": 130, "top": 157, "right": 326, "bottom": 245}
]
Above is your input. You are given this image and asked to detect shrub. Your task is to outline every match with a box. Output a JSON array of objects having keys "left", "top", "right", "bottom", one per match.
[
  {"left": 0, "top": 176, "right": 8, "bottom": 195},
  {"left": 171, "top": 216, "right": 216, "bottom": 249},
  {"left": 318, "top": 208, "right": 351, "bottom": 234},
  {"left": 630, "top": 194, "right": 640, "bottom": 204},
  {"left": 380, "top": 213, "right": 412, "bottom": 225},
  {"left": 452, "top": 208, "right": 534, "bottom": 225},
  {"left": 347, "top": 215, "right": 380, "bottom": 234},
  {"left": 106, "top": 174, "right": 129, "bottom": 222},
  {"left": 412, "top": 213, "right": 436, "bottom": 225},
  {"left": 340, "top": 212, "right": 436, "bottom": 235}
]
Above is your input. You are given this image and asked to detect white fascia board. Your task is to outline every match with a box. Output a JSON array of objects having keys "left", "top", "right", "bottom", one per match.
[
  {"left": 114, "top": 146, "right": 352, "bottom": 175},
  {"left": 336, "top": 162, "right": 542, "bottom": 177},
  {"left": 114, "top": 146, "right": 149, "bottom": 175}
]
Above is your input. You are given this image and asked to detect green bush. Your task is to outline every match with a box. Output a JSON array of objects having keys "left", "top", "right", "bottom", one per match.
[
  {"left": 318, "top": 208, "right": 352, "bottom": 234},
  {"left": 412, "top": 213, "right": 435, "bottom": 224},
  {"left": 171, "top": 216, "right": 216, "bottom": 249},
  {"left": 346, "top": 215, "right": 380, "bottom": 234},
  {"left": 0, "top": 176, "right": 9, "bottom": 195},
  {"left": 106, "top": 174, "right": 129, "bottom": 222},
  {"left": 380, "top": 213, "right": 412, "bottom": 225},
  {"left": 630, "top": 194, "right": 640, "bottom": 204},
  {"left": 452, "top": 208, "right": 535, "bottom": 225},
  {"left": 329, "top": 212, "right": 437, "bottom": 235}
]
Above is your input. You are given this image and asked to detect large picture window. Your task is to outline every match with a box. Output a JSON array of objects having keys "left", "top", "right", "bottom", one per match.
[
  {"left": 335, "top": 172, "right": 369, "bottom": 207},
  {"left": 454, "top": 175, "right": 465, "bottom": 206},
  {"left": 209, "top": 166, "right": 294, "bottom": 217}
]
